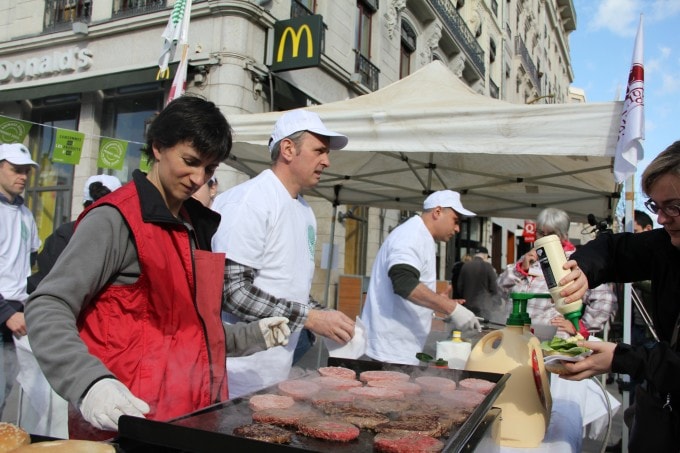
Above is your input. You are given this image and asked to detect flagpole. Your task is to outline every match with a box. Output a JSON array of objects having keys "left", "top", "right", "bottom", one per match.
[
  {"left": 613, "top": 14, "right": 644, "bottom": 451},
  {"left": 167, "top": 0, "right": 192, "bottom": 104}
]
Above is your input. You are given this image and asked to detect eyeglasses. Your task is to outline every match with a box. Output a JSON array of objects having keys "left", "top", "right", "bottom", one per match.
[{"left": 644, "top": 199, "right": 680, "bottom": 217}]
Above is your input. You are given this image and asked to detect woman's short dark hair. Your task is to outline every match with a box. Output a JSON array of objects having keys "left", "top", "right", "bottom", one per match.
[{"left": 143, "top": 95, "right": 233, "bottom": 164}]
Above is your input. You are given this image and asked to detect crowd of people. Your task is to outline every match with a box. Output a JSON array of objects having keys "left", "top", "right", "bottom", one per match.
[{"left": 2, "top": 94, "right": 679, "bottom": 450}]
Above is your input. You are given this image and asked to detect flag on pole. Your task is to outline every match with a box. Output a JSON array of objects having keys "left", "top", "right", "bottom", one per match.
[
  {"left": 164, "top": 0, "right": 193, "bottom": 104},
  {"left": 157, "top": 0, "right": 190, "bottom": 80},
  {"left": 614, "top": 15, "right": 644, "bottom": 183}
]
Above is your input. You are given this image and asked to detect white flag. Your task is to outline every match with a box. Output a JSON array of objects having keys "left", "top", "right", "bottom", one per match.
[
  {"left": 157, "top": 0, "right": 189, "bottom": 80},
  {"left": 614, "top": 16, "right": 644, "bottom": 183}
]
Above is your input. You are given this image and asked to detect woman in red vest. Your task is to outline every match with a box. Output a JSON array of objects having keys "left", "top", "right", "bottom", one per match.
[{"left": 25, "top": 95, "right": 290, "bottom": 436}]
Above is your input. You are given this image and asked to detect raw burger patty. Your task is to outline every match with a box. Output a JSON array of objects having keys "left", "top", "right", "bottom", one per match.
[
  {"left": 439, "top": 389, "right": 486, "bottom": 408},
  {"left": 368, "top": 380, "right": 422, "bottom": 395},
  {"left": 311, "top": 391, "right": 356, "bottom": 408},
  {"left": 359, "top": 370, "right": 410, "bottom": 383},
  {"left": 349, "top": 386, "right": 404, "bottom": 399},
  {"left": 297, "top": 418, "right": 360, "bottom": 442},
  {"left": 374, "top": 432, "right": 444, "bottom": 453},
  {"left": 415, "top": 375, "right": 457, "bottom": 392},
  {"left": 458, "top": 377, "right": 495, "bottom": 394},
  {"left": 312, "top": 376, "right": 363, "bottom": 390},
  {"left": 318, "top": 366, "right": 357, "bottom": 380},
  {"left": 278, "top": 379, "right": 321, "bottom": 399},
  {"left": 232, "top": 423, "right": 293, "bottom": 444},
  {"left": 249, "top": 394, "right": 295, "bottom": 411}
]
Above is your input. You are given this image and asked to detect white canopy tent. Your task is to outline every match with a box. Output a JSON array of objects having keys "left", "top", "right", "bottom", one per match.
[{"left": 226, "top": 61, "right": 623, "bottom": 222}]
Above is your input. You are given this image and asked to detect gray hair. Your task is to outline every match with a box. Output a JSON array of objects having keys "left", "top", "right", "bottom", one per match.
[
  {"left": 270, "top": 130, "right": 306, "bottom": 161},
  {"left": 536, "top": 208, "right": 570, "bottom": 240}
]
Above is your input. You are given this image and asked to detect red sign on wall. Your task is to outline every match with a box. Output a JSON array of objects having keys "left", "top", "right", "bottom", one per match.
[{"left": 523, "top": 220, "right": 536, "bottom": 243}]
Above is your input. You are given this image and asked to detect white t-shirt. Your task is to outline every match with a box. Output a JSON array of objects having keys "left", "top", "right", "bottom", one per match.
[
  {"left": 211, "top": 169, "right": 316, "bottom": 398},
  {"left": 362, "top": 215, "right": 436, "bottom": 365},
  {"left": 0, "top": 200, "right": 40, "bottom": 302}
]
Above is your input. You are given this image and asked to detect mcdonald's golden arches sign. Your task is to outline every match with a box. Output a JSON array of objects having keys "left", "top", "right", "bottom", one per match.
[{"left": 269, "top": 15, "right": 323, "bottom": 72}]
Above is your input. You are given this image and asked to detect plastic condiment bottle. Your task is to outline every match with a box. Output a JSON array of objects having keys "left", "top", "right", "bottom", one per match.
[
  {"left": 436, "top": 330, "right": 471, "bottom": 369},
  {"left": 533, "top": 234, "right": 583, "bottom": 331},
  {"left": 465, "top": 296, "right": 552, "bottom": 448}
]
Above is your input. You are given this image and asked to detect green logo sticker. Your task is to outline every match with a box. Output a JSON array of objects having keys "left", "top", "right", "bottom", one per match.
[
  {"left": 0, "top": 116, "right": 33, "bottom": 143},
  {"left": 52, "top": 129, "right": 84, "bottom": 165},
  {"left": 97, "top": 138, "right": 128, "bottom": 170}
]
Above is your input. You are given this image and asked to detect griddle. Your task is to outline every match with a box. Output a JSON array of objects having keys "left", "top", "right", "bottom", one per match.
[{"left": 116, "top": 358, "right": 509, "bottom": 452}]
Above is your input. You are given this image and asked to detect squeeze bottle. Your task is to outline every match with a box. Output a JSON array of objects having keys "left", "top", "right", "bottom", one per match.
[
  {"left": 465, "top": 294, "right": 552, "bottom": 447},
  {"left": 435, "top": 330, "right": 471, "bottom": 369},
  {"left": 533, "top": 234, "right": 583, "bottom": 331}
]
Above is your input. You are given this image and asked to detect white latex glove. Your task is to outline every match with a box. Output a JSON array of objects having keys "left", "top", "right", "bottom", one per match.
[
  {"left": 446, "top": 304, "right": 482, "bottom": 332},
  {"left": 259, "top": 316, "right": 291, "bottom": 348},
  {"left": 79, "top": 378, "right": 150, "bottom": 431}
]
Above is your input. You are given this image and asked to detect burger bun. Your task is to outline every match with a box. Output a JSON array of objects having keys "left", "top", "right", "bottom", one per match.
[{"left": 0, "top": 422, "right": 30, "bottom": 452}]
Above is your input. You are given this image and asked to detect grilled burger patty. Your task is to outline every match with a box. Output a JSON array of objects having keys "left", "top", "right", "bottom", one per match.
[
  {"left": 373, "top": 432, "right": 444, "bottom": 453},
  {"left": 296, "top": 418, "right": 361, "bottom": 442},
  {"left": 232, "top": 423, "right": 293, "bottom": 444}
]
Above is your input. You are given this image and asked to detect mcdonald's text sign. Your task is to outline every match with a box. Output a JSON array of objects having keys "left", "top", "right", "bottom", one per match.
[{"left": 270, "top": 15, "right": 323, "bottom": 72}]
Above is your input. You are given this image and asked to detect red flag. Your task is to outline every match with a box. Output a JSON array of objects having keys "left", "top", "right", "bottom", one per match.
[{"left": 614, "top": 15, "right": 644, "bottom": 183}]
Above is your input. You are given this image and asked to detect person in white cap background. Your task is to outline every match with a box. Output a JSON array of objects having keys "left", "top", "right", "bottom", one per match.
[
  {"left": 27, "top": 174, "right": 122, "bottom": 293},
  {"left": 0, "top": 143, "right": 40, "bottom": 417},
  {"left": 361, "top": 189, "right": 482, "bottom": 366},
  {"left": 212, "top": 109, "right": 356, "bottom": 398}
]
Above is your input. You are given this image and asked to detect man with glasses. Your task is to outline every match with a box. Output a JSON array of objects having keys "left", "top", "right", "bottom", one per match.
[
  {"left": 361, "top": 190, "right": 482, "bottom": 366},
  {"left": 560, "top": 140, "right": 680, "bottom": 451},
  {"left": 0, "top": 143, "right": 40, "bottom": 415}
]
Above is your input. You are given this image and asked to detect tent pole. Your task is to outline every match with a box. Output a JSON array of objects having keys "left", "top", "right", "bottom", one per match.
[{"left": 323, "top": 184, "right": 343, "bottom": 309}]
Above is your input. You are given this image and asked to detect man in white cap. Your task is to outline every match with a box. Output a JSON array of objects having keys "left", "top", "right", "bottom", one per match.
[
  {"left": 212, "top": 109, "right": 356, "bottom": 398},
  {"left": 361, "top": 189, "right": 482, "bottom": 366},
  {"left": 27, "top": 174, "right": 122, "bottom": 293},
  {"left": 0, "top": 143, "right": 40, "bottom": 413}
]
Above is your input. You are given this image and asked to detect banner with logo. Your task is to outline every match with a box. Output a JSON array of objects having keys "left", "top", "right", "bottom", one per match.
[
  {"left": 0, "top": 116, "right": 33, "bottom": 144},
  {"left": 270, "top": 15, "right": 323, "bottom": 72},
  {"left": 522, "top": 220, "right": 536, "bottom": 243},
  {"left": 52, "top": 129, "right": 85, "bottom": 165},
  {"left": 97, "top": 138, "right": 128, "bottom": 170}
]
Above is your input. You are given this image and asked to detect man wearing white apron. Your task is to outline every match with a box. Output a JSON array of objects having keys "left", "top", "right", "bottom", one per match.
[{"left": 212, "top": 110, "right": 356, "bottom": 398}]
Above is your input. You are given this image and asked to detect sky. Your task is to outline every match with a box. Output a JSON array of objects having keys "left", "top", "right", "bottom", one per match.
[{"left": 569, "top": 0, "right": 680, "bottom": 223}]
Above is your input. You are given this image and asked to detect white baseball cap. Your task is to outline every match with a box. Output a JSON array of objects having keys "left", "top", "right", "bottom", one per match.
[
  {"left": 268, "top": 109, "right": 348, "bottom": 153},
  {"left": 423, "top": 190, "right": 476, "bottom": 216},
  {"left": 0, "top": 143, "right": 39, "bottom": 169},
  {"left": 83, "top": 175, "right": 122, "bottom": 202}
]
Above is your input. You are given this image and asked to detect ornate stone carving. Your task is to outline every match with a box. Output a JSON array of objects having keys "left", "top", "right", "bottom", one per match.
[
  {"left": 452, "top": 53, "right": 466, "bottom": 77},
  {"left": 385, "top": 0, "right": 407, "bottom": 39}
]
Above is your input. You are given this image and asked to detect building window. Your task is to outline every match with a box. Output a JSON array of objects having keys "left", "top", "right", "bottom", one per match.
[
  {"left": 400, "top": 20, "right": 416, "bottom": 78},
  {"left": 489, "top": 38, "right": 497, "bottom": 63},
  {"left": 101, "top": 87, "right": 164, "bottom": 183},
  {"left": 292, "top": 0, "right": 315, "bottom": 17},
  {"left": 44, "top": 0, "right": 91, "bottom": 32},
  {"left": 112, "top": 0, "right": 167, "bottom": 19},
  {"left": 491, "top": 0, "right": 498, "bottom": 17},
  {"left": 26, "top": 96, "right": 81, "bottom": 241},
  {"left": 354, "top": 0, "right": 380, "bottom": 90}
]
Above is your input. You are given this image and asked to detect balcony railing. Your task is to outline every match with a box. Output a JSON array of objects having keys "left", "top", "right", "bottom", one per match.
[
  {"left": 514, "top": 35, "right": 541, "bottom": 94},
  {"left": 112, "top": 0, "right": 167, "bottom": 19},
  {"left": 428, "top": 0, "right": 485, "bottom": 77},
  {"left": 44, "top": 0, "right": 91, "bottom": 32},
  {"left": 354, "top": 52, "right": 380, "bottom": 92}
]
